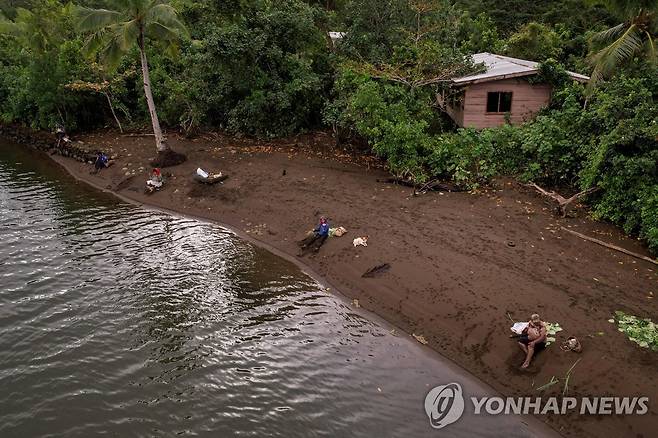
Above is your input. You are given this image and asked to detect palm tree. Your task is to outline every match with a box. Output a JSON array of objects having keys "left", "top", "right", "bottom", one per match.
[
  {"left": 76, "top": 0, "right": 188, "bottom": 161},
  {"left": 589, "top": 0, "right": 658, "bottom": 86}
]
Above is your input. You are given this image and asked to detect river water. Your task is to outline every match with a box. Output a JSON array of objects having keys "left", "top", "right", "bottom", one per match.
[{"left": 0, "top": 143, "right": 551, "bottom": 437}]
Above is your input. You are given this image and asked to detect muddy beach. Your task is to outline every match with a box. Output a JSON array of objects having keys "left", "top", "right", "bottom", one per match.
[{"left": 45, "top": 130, "right": 658, "bottom": 437}]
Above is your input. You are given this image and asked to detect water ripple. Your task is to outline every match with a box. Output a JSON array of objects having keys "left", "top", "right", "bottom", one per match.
[{"left": 0, "top": 143, "right": 546, "bottom": 438}]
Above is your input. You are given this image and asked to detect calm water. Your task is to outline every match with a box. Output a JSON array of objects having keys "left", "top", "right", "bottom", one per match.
[{"left": 0, "top": 143, "right": 551, "bottom": 437}]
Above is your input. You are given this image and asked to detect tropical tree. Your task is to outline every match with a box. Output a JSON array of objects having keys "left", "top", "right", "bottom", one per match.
[
  {"left": 76, "top": 0, "right": 188, "bottom": 162},
  {"left": 0, "top": 5, "right": 66, "bottom": 54},
  {"left": 589, "top": 0, "right": 658, "bottom": 86}
]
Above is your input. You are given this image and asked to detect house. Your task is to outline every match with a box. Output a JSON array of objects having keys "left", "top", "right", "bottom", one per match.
[
  {"left": 439, "top": 53, "right": 589, "bottom": 129},
  {"left": 328, "top": 31, "right": 346, "bottom": 45}
]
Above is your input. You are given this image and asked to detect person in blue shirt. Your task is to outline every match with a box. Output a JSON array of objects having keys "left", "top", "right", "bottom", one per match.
[
  {"left": 298, "top": 216, "right": 330, "bottom": 255},
  {"left": 92, "top": 152, "right": 109, "bottom": 174}
]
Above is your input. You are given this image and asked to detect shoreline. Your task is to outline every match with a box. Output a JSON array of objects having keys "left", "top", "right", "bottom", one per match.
[
  {"left": 42, "top": 145, "right": 559, "bottom": 438},
  {"left": 9, "top": 130, "right": 658, "bottom": 437}
]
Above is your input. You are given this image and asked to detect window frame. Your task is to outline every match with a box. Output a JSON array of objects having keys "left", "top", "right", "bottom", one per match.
[{"left": 485, "top": 91, "right": 513, "bottom": 114}]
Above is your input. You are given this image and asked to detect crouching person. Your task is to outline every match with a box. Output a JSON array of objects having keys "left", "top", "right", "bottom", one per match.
[
  {"left": 146, "top": 168, "right": 163, "bottom": 193},
  {"left": 518, "top": 313, "right": 547, "bottom": 369},
  {"left": 92, "top": 152, "right": 110, "bottom": 174}
]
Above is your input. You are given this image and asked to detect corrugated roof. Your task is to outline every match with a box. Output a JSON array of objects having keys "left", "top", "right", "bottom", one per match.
[
  {"left": 453, "top": 53, "right": 589, "bottom": 85},
  {"left": 328, "top": 32, "right": 346, "bottom": 41}
]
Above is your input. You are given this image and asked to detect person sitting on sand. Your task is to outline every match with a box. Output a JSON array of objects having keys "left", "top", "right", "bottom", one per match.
[
  {"left": 146, "top": 168, "right": 163, "bottom": 192},
  {"left": 298, "top": 216, "right": 330, "bottom": 255},
  {"left": 518, "top": 313, "right": 547, "bottom": 369}
]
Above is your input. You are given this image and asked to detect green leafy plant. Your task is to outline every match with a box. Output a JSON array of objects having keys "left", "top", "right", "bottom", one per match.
[
  {"left": 609, "top": 311, "right": 658, "bottom": 350},
  {"left": 545, "top": 322, "right": 563, "bottom": 346}
]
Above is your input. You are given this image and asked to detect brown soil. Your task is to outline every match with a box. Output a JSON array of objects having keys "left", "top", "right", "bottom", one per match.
[{"left": 50, "top": 130, "right": 657, "bottom": 437}]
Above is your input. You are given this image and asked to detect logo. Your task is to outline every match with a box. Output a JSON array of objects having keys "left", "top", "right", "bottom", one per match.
[
  {"left": 423, "top": 382, "right": 649, "bottom": 430},
  {"left": 424, "top": 383, "right": 465, "bottom": 429}
]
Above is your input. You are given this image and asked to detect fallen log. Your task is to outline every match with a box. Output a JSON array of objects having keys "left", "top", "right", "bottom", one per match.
[
  {"left": 560, "top": 226, "right": 658, "bottom": 266},
  {"left": 524, "top": 183, "right": 599, "bottom": 217}
]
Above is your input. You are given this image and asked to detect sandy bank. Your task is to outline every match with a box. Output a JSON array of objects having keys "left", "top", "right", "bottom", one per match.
[{"left": 39, "top": 130, "right": 658, "bottom": 437}]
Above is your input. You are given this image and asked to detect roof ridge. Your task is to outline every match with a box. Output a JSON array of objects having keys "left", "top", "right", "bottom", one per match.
[{"left": 457, "top": 53, "right": 589, "bottom": 85}]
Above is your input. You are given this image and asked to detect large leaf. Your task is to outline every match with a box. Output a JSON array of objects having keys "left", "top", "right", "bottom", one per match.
[
  {"left": 75, "top": 6, "right": 124, "bottom": 33},
  {"left": 590, "top": 23, "right": 644, "bottom": 84},
  {"left": 611, "top": 311, "right": 658, "bottom": 351}
]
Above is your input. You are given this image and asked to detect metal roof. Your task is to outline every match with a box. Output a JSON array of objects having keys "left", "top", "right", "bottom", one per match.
[
  {"left": 328, "top": 32, "right": 346, "bottom": 41},
  {"left": 452, "top": 53, "right": 589, "bottom": 85}
]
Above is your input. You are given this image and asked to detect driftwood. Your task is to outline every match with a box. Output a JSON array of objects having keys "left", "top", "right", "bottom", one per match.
[
  {"left": 362, "top": 263, "right": 391, "bottom": 278},
  {"left": 560, "top": 227, "right": 658, "bottom": 266},
  {"left": 524, "top": 183, "right": 599, "bottom": 217}
]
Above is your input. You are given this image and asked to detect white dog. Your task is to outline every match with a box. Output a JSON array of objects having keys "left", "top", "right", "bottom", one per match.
[{"left": 353, "top": 236, "right": 368, "bottom": 247}]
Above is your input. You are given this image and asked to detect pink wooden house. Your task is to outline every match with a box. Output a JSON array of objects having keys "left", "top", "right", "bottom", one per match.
[{"left": 439, "top": 53, "right": 589, "bottom": 129}]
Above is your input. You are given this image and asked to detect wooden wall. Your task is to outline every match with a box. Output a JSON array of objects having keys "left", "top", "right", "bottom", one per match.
[{"left": 460, "top": 78, "right": 552, "bottom": 129}]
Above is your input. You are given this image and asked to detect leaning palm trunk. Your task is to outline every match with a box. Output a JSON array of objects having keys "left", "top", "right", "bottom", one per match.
[
  {"left": 138, "top": 30, "right": 167, "bottom": 153},
  {"left": 76, "top": 1, "right": 187, "bottom": 165}
]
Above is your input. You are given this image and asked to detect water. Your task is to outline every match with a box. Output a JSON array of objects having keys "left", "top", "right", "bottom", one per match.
[{"left": 0, "top": 142, "right": 552, "bottom": 437}]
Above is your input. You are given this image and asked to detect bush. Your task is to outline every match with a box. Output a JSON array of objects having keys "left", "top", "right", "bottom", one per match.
[{"left": 153, "top": 0, "right": 331, "bottom": 137}]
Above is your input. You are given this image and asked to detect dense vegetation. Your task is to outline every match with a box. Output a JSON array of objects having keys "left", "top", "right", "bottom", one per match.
[{"left": 0, "top": 0, "right": 656, "bottom": 252}]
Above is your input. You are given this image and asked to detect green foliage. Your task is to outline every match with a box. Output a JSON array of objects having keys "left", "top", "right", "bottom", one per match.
[
  {"left": 610, "top": 311, "right": 658, "bottom": 351},
  {"left": 456, "top": 0, "right": 614, "bottom": 35},
  {"left": 506, "top": 22, "right": 565, "bottom": 62},
  {"left": 429, "top": 129, "right": 500, "bottom": 186},
  {"left": 325, "top": 66, "right": 435, "bottom": 179},
  {"left": 338, "top": 0, "right": 413, "bottom": 62},
  {"left": 0, "top": 0, "right": 108, "bottom": 129},
  {"left": 167, "top": 0, "right": 330, "bottom": 137},
  {"left": 458, "top": 12, "right": 506, "bottom": 54},
  {"left": 588, "top": 0, "right": 658, "bottom": 87}
]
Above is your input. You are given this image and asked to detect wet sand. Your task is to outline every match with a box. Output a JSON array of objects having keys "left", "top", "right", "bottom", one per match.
[{"left": 48, "top": 130, "right": 657, "bottom": 437}]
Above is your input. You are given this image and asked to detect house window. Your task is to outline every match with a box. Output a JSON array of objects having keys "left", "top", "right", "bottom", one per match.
[{"left": 486, "top": 92, "right": 513, "bottom": 113}]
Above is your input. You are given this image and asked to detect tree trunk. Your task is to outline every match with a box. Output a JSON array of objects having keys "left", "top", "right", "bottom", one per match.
[
  {"left": 104, "top": 91, "right": 123, "bottom": 133},
  {"left": 138, "top": 30, "right": 167, "bottom": 153}
]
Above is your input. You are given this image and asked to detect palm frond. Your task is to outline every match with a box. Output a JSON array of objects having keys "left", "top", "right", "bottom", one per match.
[
  {"left": 146, "top": 21, "right": 184, "bottom": 42},
  {"left": 590, "top": 23, "right": 643, "bottom": 80},
  {"left": 115, "top": 20, "right": 140, "bottom": 52},
  {"left": 82, "top": 30, "right": 110, "bottom": 58},
  {"left": 98, "top": 37, "right": 126, "bottom": 71},
  {"left": 75, "top": 6, "right": 124, "bottom": 33},
  {"left": 146, "top": 3, "right": 177, "bottom": 22},
  {"left": 592, "top": 22, "right": 628, "bottom": 44},
  {"left": 146, "top": 3, "right": 189, "bottom": 38}
]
